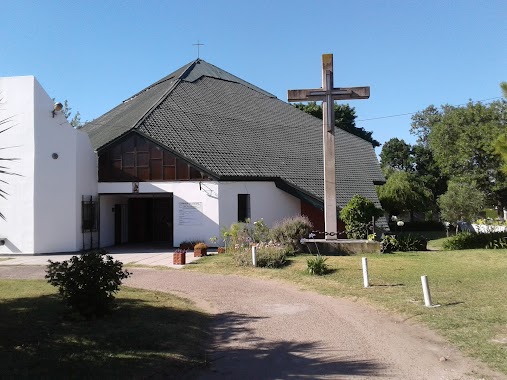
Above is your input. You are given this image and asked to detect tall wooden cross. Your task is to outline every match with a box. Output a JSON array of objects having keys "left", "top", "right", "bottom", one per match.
[{"left": 288, "top": 54, "right": 370, "bottom": 240}]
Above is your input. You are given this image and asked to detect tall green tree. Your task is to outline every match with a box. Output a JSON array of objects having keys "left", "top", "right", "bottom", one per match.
[
  {"left": 294, "top": 102, "right": 380, "bottom": 147},
  {"left": 437, "top": 181, "right": 486, "bottom": 233},
  {"left": 379, "top": 138, "right": 412, "bottom": 173},
  {"left": 411, "top": 100, "right": 507, "bottom": 212},
  {"left": 376, "top": 171, "right": 433, "bottom": 221}
]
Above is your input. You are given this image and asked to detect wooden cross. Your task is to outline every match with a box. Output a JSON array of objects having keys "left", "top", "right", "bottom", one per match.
[{"left": 288, "top": 54, "right": 370, "bottom": 240}]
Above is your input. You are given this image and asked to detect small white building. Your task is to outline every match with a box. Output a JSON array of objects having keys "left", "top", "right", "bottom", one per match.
[
  {"left": 0, "top": 76, "right": 96, "bottom": 254},
  {"left": 0, "top": 60, "right": 384, "bottom": 254}
]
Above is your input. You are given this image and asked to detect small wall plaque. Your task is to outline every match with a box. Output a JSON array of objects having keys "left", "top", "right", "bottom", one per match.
[{"left": 132, "top": 182, "right": 139, "bottom": 193}]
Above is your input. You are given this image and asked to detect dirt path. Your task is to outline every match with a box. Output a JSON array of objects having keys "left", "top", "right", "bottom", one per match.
[{"left": 1, "top": 266, "right": 504, "bottom": 379}]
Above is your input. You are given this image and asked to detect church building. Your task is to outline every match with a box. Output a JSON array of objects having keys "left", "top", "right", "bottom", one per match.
[{"left": 0, "top": 59, "right": 384, "bottom": 254}]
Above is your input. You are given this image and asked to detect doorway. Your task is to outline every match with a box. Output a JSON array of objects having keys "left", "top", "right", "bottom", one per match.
[{"left": 118, "top": 195, "right": 173, "bottom": 245}]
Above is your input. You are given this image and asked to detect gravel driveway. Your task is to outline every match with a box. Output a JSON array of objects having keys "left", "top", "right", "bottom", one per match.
[{"left": 1, "top": 266, "right": 504, "bottom": 379}]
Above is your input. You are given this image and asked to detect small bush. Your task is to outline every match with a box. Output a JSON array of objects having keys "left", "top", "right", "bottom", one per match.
[
  {"left": 269, "top": 215, "right": 313, "bottom": 253},
  {"left": 443, "top": 232, "right": 507, "bottom": 250},
  {"left": 380, "top": 235, "right": 398, "bottom": 253},
  {"left": 487, "top": 237, "right": 507, "bottom": 249},
  {"left": 396, "top": 234, "right": 427, "bottom": 251},
  {"left": 380, "top": 233, "right": 427, "bottom": 253},
  {"left": 194, "top": 242, "right": 208, "bottom": 249},
  {"left": 45, "top": 249, "right": 131, "bottom": 319},
  {"left": 306, "top": 255, "right": 328, "bottom": 275},
  {"left": 339, "top": 195, "right": 383, "bottom": 239},
  {"left": 232, "top": 246, "right": 287, "bottom": 268}
]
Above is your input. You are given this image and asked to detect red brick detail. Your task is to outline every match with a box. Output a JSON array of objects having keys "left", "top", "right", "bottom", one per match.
[{"left": 173, "top": 252, "right": 186, "bottom": 265}]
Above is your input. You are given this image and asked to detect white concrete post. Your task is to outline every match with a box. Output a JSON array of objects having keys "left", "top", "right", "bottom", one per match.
[
  {"left": 251, "top": 245, "right": 257, "bottom": 267},
  {"left": 362, "top": 257, "right": 369, "bottom": 288},
  {"left": 421, "top": 275, "right": 432, "bottom": 307}
]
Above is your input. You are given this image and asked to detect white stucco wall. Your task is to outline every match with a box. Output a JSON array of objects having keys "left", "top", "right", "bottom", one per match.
[
  {"left": 218, "top": 181, "right": 301, "bottom": 234},
  {"left": 98, "top": 181, "right": 220, "bottom": 247},
  {"left": 98, "top": 181, "right": 301, "bottom": 247},
  {"left": 0, "top": 76, "right": 36, "bottom": 253},
  {"left": 0, "top": 76, "right": 97, "bottom": 254},
  {"left": 98, "top": 180, "right": 301, "bottom": 247}
]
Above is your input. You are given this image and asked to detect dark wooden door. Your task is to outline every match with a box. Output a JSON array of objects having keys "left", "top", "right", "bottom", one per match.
[
  {"left": 153, "top": 198, "right": 173, "bottom": 244},
  {"left": 128, "top": 198, "right": 153, "bottom": 243}
]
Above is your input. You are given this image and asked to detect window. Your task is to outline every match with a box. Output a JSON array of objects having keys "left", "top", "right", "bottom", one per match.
[
  {"left": 238, "top": 194, "right": 251, "bottom": 222},
  {"left": 82, "top": 196, "right": 98, "bottom": 232}
]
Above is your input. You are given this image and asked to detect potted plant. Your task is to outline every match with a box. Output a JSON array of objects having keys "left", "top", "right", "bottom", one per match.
[
  {"left": 194, "top": 242, "right": 208, "bottom": 257},
  {"left": 173, "top": 249, "right": 186, "bottom": 265}
]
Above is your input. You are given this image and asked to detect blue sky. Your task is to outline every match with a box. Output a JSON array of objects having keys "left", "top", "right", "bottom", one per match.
[{"left": 1, "top": 0, "right": 505, "bottom": 153}]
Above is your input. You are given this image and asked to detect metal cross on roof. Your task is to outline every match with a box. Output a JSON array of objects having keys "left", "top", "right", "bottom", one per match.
[
  {"left": 288, "top": 54, "right": 370, "bottom": 240},
  {"left": 193, "top": 40, "right": 204, "bottom": 59}
]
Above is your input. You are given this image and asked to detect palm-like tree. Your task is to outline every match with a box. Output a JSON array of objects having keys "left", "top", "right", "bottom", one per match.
[{"left": 0, "top": 115, "right": 17, "bottom": 220}]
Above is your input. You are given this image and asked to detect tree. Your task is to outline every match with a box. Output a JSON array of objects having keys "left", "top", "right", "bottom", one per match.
[
  {"left": 376, "top": 171, "right": 433, "bottom": 221},
  {"left": 379, "top": 139, "right": 447, "bottom": 217},
  {"left": 294, "top": 102, "right": 380, "bottom": 147},
  {"left": 0, "top": 112, "right": 18, "bottom": 220},
  {"left": 501, "top": 82, "right": 507, "bottom": 98},
  {"left": 411, "top": 100, "right": 507, "bottom": 213},
  {"left": 437, "top": 181, "right": 486, "bottom": 233},
  {"left": 53, "top": 99, "right": 83, "bottom": 128},
  {"left": 411, "top": 144, "right": 448, "bottom": 206},
  {"left": 62, "top": 100, "right": 83, "bottom": 128},
  {"left": 430, "top": 101, "right": 507, "bottom": 206},
  {"left": 379, "top": 138, "right": 412, "bottom": 173},
  {"left": 339, "top": 195, "right": 383, "bottom": 239}
]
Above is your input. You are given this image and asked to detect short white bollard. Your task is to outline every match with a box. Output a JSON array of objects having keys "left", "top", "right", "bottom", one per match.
[
  {"left": 421, "top": 275, "right": 433, "bottom": 307},
  {"left": 251, "top": 245, "right": 257, "bottom": 267},
  {"left": 362, "top": 257, "right": 369, "bottom": 288}
]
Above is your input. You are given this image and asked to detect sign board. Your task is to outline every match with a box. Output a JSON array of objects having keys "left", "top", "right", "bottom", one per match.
[{"left": 178, "top": 202, "right": 203, "bottom": 226}]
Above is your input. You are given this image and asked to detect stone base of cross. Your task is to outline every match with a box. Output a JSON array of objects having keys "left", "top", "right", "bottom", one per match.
[{"left": 288, "top": 54, "right": 370, "bottom": 240}]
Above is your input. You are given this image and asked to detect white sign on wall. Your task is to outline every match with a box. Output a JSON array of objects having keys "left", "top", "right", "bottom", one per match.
[{"left": 178, "top": 202, "right": 203, "bottom": 226}]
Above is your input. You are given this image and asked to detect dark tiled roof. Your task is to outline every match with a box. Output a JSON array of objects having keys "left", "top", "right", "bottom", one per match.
[{"left": 82, "top": 59, "right": 385, "bottom": 208}]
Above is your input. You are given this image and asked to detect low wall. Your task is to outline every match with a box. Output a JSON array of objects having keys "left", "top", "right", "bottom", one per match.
[{"left": 302, "top": 239, "right": 381, "bottom": 255}]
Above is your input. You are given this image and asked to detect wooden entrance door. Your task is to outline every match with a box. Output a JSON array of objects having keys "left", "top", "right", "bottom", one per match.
[{"left": 128, "top": 196, "right": 173, "bottom": 245}]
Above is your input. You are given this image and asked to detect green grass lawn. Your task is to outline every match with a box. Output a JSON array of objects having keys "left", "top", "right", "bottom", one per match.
[
  {"left": 186, "top": 248, "right": 507, "bottom": 375},
  {"left": 0, "top": 280, "right": 210, "bottom": 379}
]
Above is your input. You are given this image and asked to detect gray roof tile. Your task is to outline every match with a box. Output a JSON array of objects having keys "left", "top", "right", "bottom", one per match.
[{"left": 82, "top": 59, "right": 385, "bottom": 208}]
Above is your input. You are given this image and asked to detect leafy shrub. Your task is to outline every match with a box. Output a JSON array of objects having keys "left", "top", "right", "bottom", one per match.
[
  {"left": 339, "top": 195, "right": 383, "bottom": 239},
  {"left": 486, "top": 237, "right": 507, "bottom": 249},
  {"left": 180, "top": 240, "right": 201, "bottom": 250},
  {"left": 232, "top": 246, "right": 287, "bottom": 268},
  {"left": 269, "top": 215, "right": 313, "bottom": 253},
  {"left": 380, "top": 233, "right": 427, "bottom": 253},
  {"left": 45, "top": 249, "right": 131, "bottom": 319},
  {"left": 396, "top": 233, "right": 427, "bottom": 251},
  {"left": 194, "top": 242, "right": 208, "bottom": 249},
  {"left": 442, "top": 232, "right": 507, "bottom": 250},
  {"left": 252, "top": 218, "right": 270, "bottom": 243},
  {"left": 380, "top": 235, "right": 398, "bottom": 253},
  {"left": 306, "top": 255, "right": 328, "bottom": 275}
]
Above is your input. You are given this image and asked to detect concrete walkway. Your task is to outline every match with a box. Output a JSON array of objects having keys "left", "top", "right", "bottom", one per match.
[{"left": 0, "top": 244, "right": 206, "bottom": 268}]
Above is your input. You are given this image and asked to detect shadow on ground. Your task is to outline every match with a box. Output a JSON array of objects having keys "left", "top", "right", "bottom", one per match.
[
  {"left": 199, "top": 311, "right": 387, "bottom": 379},
  {"left": 0, "top": 289, "right": 210, "bottom": 379}
]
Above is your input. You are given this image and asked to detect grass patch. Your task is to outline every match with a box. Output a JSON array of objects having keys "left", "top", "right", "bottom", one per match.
[
  {"left": 0, "top": 280, "right": 211, "bottom": 379},
  {"left": 185, "top": 250, "right": 507, "bottom": 374}
]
